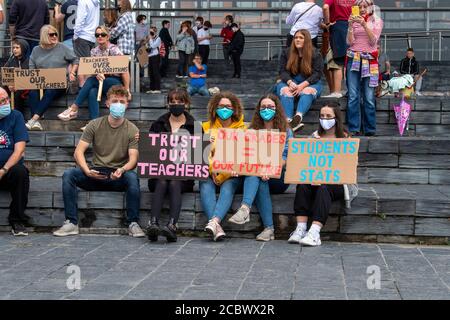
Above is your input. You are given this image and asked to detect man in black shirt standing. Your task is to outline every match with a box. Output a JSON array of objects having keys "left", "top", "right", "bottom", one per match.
[
  {"left": 159, "top": 20, "right": 173, "bottom": 78},
  {"left": 400, "top": 48, "right": 423, "bottom": 96}
]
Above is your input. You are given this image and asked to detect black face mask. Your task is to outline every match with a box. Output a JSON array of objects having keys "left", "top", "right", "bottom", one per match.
[{"left": 169, "top": 104, "right": 185, "bottom": 117}]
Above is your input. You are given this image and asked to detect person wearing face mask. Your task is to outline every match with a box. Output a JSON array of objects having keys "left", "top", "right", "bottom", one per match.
[
  {"left": 145, "top": 88, "right": 197, "bottom": 243},
  {"left": 289, "top": 103, "right": 357, "bottom": 247},
  {"left": 346, "top": 0, "right": 383, "bottom": 136},
  {"left": 54, "top": 85, "right": 145, "bottom": 238},
  {"left": 146, "top": 26, "right": 162, "bottom": 94},
  {"left": 277, "top": 29, "right": 323, "bottom": 132},
  {"left": 227, "top": 94, "right": 293, "bottom": 242},
  {"left": 192, "top": 16, "right": 204, "bottom": 35},
  {"left": 197, "top": 21, "right": 213, "bottom": 64},
  {"left": 58, "top": 26, "right": 130, "bottom": 129},
  {"left": 229, "top": 23, "right": 245, "bottom": 78},
  {"left": 200, "top": 92, "right": 246, "bottom": 241},
  {"left": 0, "top": 88, "right": 30, "bottom": 236}
]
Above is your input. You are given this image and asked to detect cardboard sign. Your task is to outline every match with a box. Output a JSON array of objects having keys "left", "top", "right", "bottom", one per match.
[
  {"left": 78, "top": 55, "right": 130, "bottom": 75},
  {"left": 137, "top": 132, "right": 210, "bottom": 180},
  {"left": 285, "top": 138, "right": 360, "bottom": 185},
  {"left": 13, "top": 68, "right": 67, "bottom": 90},
  {"left": 212, "top": 128, "right": 286, "bottom": 178},
  {"left": 1, "top": 68, "right": 15, "bottom": 86},
  {"left": 137, "top": 45, "right": 149, "bottom": 68}
]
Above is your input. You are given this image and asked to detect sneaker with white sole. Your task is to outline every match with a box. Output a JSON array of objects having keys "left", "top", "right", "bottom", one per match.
[
  {"left": 25, "top": 119, "right": 43, "bottom": 131},
  {"left": 256, "top": 227, "right": 274, "bottom": 242},
  {"left": 80, "top": 126, "right": 86, "bottom": 132},
  {"left": 11, "top": 222, "right": 28, "bottom": 236},
  {"left": 205, "top": 219, "right": 226, "bottom": 241},
  {"left": 289, "top": 114, "right": 304, "bottom": 132},
  {"left": 53, "top": 220, "right": 79, "bottom": 237},
  {"left": 288, "top": 227, "right": 307, "bottom": 244},
  {"left": 228, "top": 205, "right": 250, "bottom": 225},
  {"left": 57, "top": 107, "right": 78, "bottom": 121},
  {"left": 322, "top": 92, "right": 343, "bottom": 99},
  {"left": 299, "top": 231, "right": 322, "bottom": 246},
  {"left": 128, "top": 222, "right": 145, "bottom": 238}
]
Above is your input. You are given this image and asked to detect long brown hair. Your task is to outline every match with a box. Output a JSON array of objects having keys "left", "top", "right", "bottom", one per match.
[
  {"left": 179, "top": 22, "right": 194, "bottom": 36},
  {"left": 119, "top": 0, "right": 133, "bottom": 14},
  {"left": 286, "top": 29, "right": 313, "bottom": 77},
  {"left": 317, "top": 102, "right": 349, "bottom": 138},
  {"left": 250, "top": 94, "right": 288, "bottom": 132},
  {"left": 207, "top": 91, "right": 243, "bottom": 124}
]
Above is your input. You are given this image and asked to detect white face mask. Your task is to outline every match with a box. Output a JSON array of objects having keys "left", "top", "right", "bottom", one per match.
[{"left": 320, "top": 118, "right": 336, "bottom": 131}]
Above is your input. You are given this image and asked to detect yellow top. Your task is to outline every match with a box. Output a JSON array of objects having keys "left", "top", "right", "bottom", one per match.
[{"left": 202, "top": 115, "right": 246, "bottom": 185}]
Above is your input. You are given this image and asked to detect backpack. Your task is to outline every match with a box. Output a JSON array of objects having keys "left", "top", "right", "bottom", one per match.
[{"left": 159, "top": 41, "right": 166, "bottom": 57}]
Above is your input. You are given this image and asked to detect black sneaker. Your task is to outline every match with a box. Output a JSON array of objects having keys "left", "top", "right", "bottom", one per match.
[
  {"left": 147, "top": 218, "right": 160, "bottom": 242},
  {"left": 289, "top": 114, "right": 304, "bottom": 132},
  {"left": 365, "top": 132, "right": 376, "bottom": 137},
  {"left": 11, "top": 223, "right": 28, "bottom": 236},
  {"left": 161, "top": 221, "right": 177, "bottom": 243}
]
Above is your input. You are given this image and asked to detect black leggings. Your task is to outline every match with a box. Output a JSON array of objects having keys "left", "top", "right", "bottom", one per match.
[
  {"left": 293, "top": 184, "right": 344, "bottom": 225},
  {"left": 149, "top": 179, "right": 193, "bottom": 223}
]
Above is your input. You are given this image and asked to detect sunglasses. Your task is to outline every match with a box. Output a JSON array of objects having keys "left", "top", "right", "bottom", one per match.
[
  {"left": 95, "top": 33, "right": 108, "bottom": 38},
  {"left": 48, "top": 32, "right": 58, "bottom": 37}
]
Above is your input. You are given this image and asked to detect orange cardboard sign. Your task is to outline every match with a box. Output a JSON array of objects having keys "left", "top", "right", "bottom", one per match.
[
  {"left": 78, "top": 55, "right": 130, "bottom": 75},
  {"left": 1, "top": 68, "right": 15, "bottom": 86},
  {"left": 284, "top": 138, "right": 360, "bottom": 185},
  {"left": 212, "top": 128, "right": 287, "bottom": 178},
  {"left": 137, "top": 46, "right": 149, "bottom": 68},
  {"left": 13, "top": 68, "right": 67, "bottom": 90}
]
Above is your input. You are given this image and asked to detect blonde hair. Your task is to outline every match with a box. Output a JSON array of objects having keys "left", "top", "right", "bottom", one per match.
[
  {"left": 95, "top": 25, "right": 110, "bottom": 36},
  {"left": 40, "top": 25, "right": 59, "bottom": 48}
]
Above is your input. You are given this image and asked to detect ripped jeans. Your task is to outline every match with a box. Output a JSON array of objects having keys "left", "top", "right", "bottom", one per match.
[{"left": 276, "top": 75, "right": 322, "bottom": 119}]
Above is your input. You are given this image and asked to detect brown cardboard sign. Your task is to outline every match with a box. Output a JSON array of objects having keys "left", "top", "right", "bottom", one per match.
[
  {"left": 212, "top": 128, "right": 287, "bottom": 178},
  {"left": 136, "top": 46, "right": 149, "bottom": 68},
  {"left": 13, "top": 68, "right": 67, "bottom": 90},
  {"left": 78, "top": 55, "right": 130, "bottom": 75},
  {"left": 1, "top": 68, "right": 15, "bottom": 86},
  {"left": 284, "top": 138, "right": 360, "bottom": 185}
]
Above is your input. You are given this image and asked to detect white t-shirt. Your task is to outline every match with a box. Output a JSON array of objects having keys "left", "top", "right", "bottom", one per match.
[
  {"left": 197, "top": 28, "right": 211, "bottom": 45},
  {"left": 286, "top": 2, "right": 323, "bottom": 39}
]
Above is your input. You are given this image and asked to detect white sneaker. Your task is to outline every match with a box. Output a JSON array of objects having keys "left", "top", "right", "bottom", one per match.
[
  {"left": 175, "top": 75, "right": 183, "bottom": 79},
  {"left": 25, "top": 119, "right": 43, "bottom": 131},
  {"left": 256, "top": 227, "right": 275, "bottom": 242},
  {"left": 299, "top": 231, "right": 322, "bottom": 247},
  {"left": 205, "top": 219, "right": 225, "bottom": 241},
  {"left": 416, "top": 91, "right": 423, "bottom": 96},
  {"left": 287, "top": 227, "right": 307, "bottom": 244},
  {"left": 53, "top": 220, "right": 79, "bottom": 237},
  {"left": 57, "top": 107, "right": 78, "bottom": 121},
  {"left": 128, "top": 222, "right": 145, "bottom": 238},
  {"left": 322, "top": 92, "right": 343, "bottom": 99},
  {"left": 228, "top": 205, "right": 250, "bottom": 225}
]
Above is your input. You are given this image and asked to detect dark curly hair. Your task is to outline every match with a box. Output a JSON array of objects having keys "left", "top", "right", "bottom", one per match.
[
  {"left": 207, "top": 91, "right": 243, "bottom": 124},
  {"left": 249, "top": 94, "right": 288, "bottom": 132}
]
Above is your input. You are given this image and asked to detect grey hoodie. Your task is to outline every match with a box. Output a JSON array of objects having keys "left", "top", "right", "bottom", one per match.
[{"left": 74, "top": 0, "right": 100, "bottom": 43}]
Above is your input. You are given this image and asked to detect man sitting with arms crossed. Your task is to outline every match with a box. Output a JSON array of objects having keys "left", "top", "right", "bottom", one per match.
[
  {"left": 54, "top": 85, "right": 145, "bottom": 237},
  {"left": 0, "top": 88, "right": 30, "bottom": 236}
]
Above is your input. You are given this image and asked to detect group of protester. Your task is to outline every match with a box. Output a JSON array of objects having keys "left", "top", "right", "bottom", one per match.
[{"left": 0, "top": 0, "right": 425, "bottom": 247}]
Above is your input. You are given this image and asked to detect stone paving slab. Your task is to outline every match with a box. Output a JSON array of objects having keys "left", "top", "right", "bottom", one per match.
[{"left": 0, "top": 234, "right": 448, "bottom": 300}]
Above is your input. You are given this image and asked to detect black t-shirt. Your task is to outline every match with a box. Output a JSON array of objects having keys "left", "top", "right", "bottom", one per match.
[{"left": 61, "top": 0, "right": 78, "bottom": 41}]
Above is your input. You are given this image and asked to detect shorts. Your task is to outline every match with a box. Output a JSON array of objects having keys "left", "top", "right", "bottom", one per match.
[
  {"left": 330, "top": 20, "right": 349, "bottom": 66},
  {"left": 73, "top": 37, "right": 95, "bottom": 58},
  {"left": 325, "top": 49, "right": 341, "bottom": 70}
]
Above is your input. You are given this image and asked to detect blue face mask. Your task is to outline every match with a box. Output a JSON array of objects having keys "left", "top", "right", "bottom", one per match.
[
  {"left": 0, "top": 104, "right": 11, "bottom": 119},
  {"left": 109, "top": 102, "right": 126, "bottom": 119},
  {"left": 216, "top": 107, "right": 234, "bottom": 121},
  {"left": 259, "top": 108, "right": 276, "bottom": 121}
]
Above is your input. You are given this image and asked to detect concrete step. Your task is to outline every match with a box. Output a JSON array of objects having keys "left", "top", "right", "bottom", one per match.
[
  {"left": 23, "top": 133, "right": 450, "bottom": 184},
  {"left": 1, "top": 177, "right": 449, "bottom": 241},
  {"left": 22, "top": 94, "right": 450, "bottom": 136}
]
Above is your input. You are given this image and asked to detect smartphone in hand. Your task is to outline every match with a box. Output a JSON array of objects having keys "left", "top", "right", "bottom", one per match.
[{"left": 352, "top": 6, "right": 360, "bottom": 17}]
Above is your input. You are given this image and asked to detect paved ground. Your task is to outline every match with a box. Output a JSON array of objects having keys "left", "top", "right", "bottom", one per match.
[{"left": 0, "top": 234, "right": 449, "bottom": 300}]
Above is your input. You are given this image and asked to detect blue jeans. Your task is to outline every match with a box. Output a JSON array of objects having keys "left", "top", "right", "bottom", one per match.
[
  {"left": 199, "top": 177, "right": 241, "bottom": 221},
  {"left": 62, "top": 168, "right": 140, "bottom": 225},
  {"left": 29, "top": 89, "right": 66, "bottom": 117},
  {"left": 75, "top": 76, "right": 122, "bottom": 119},
  {"left": 276, "top": 75, "right": 322, "bottom": 119},
  {"left": 187, "top": 84, "right": 210, "bottom": 96},
  {"left": 241, "top": 170, "right": 289, "bottom": 228},
  {"left": 346, "top": 58, "right": 377, "bottom": 134}
]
